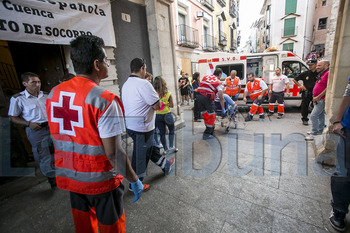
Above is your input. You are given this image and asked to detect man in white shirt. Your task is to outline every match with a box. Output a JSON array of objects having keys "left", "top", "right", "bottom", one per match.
[
  {"left": 8, "top": 72, "right": 56, "bottom": 189},
  {"left": 122, "top": 58, "right": 174, "bottom": 190},
  {"left": 268, "top": 68, "right": 290, "bottom": 119}
]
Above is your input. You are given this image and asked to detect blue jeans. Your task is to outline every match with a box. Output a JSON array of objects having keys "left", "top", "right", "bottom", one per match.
[
  {"left": 223, "top": 94, "right": 235, "bottom": 106},
  {"left": 334, "top": 128, "right": 350, "bottom": 177},
  {"left": 155, "top": 113, "right": 175, "bottom": 151},
  {"left": 25, "top": 126, "right": 55, "bottom": 178},
  {"left": 310, "top": 99, "right": 325, "bottom": 135},
  {"left": 331, "top": 128, "right": 350, "bottom": 213}
]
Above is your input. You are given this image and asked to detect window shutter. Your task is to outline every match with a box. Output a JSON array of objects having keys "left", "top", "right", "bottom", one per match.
[
  {"left": 283, "top": 43, "right": 294, "bottom": 52},
  {"left": 284, "top": 18, "right": 296, "bottom": 36},
  {"left": 285, "top": 0, "right": 297, "bottom": 15}
]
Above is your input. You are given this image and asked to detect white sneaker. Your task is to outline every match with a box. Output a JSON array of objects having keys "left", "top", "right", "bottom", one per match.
[
  {"left": 305, "top": 135, "right": 314, "bottom": 141},
  {"left": 167, "top": 147, "right": 179, "bottom": 154}
]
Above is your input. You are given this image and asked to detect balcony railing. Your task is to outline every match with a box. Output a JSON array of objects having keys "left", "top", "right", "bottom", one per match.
[
  {"left": 230, "top": 38, "right": 237, "bottom": 51},
  {"left": 201, "top": 0, "right": 214, "bottom": 11},
  {"left": 282, "top": 26, "right": 298, "bottom": 37},
  {"left": 217, "top": 0, "right": 226, "bottom": 7},
  {"left": 177, "top": 24, "right": 199, "bottom": 48},
  {"left": 218, "top": 31, "right": 227, "bottom": 46},
  {"left": 229, "top": 4, "right": 236, "bottom": 18},
  {"left": 202, "top": 34, "right": 215, "bottom": 52}
]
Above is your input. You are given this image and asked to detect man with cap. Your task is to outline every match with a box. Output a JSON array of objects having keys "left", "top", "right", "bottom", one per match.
[{"left": 293, "top": 59, "right": 318, "bottom": 125}]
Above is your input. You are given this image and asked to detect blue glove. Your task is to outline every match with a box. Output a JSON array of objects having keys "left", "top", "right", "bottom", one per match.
[
  {"left": 222, "top": 108, "right": 226, "bottom": 115},
  {"left": 235, "top": 93, "right": 239, "bottom": 99},
  {"left": 130, "top": 178, "right": 143, "bottom": 203}
]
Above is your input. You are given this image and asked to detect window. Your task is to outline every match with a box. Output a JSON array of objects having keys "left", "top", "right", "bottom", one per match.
[
  {"left": 318, "top": 17, "right": 327, "bottom": 30},
  {"left": 285, "top": 0, "right": 297, "bottom": 15},
  {"left": 267, "top": 5, "right": 271, "bottom": 25},
  {"left": 178, "top": 13, "right": 186, "bottom": 43},
  {"left": 216, "top": 64, "right": 245, "bottom": 81},
  {"left": 282, "top": 61, "right": 308, "bottom": 78},
  {"left": 203, "top": 23, "right": 209, "bottom": 47},
  {"left": 283, "top": 43, "right": 294, "bottom": 52},
  {"left": 284, "top": 18, "right": 296, "bottom": 36},
  {"left": 322, "top": 0, "right": 327, "bottom": 6}
]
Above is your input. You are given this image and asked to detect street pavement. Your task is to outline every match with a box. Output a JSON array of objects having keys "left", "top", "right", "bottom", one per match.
[{"left": 0, "top": 103, "right": 348, "bottom": 233}]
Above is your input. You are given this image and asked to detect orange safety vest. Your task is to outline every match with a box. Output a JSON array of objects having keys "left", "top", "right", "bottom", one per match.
[
  {"left": 197, "top": 74, "right": 222, "bottom": 100},
  {"left": 224, "top": 77, "right": 240, "bottom": 96},
  {"left": 246, "top": 78, "right": 267, "bottom": 100},
  {"left": 46, "top": 76, "right": 124, "bottom": 195}
]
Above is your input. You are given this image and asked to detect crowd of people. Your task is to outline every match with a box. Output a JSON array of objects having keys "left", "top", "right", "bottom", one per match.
[{"left": 5, "top": 34, "right": 350, "bottom": 232}]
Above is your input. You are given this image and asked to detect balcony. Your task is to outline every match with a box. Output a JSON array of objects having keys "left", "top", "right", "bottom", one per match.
[
  {"left": 202, "top": 34, "right": 216, "bottom": 52},
  {"left": 201, "top": 0, "right": 214, "bottom": 11},
  {"left": 282, "top": 26, "right": 298, "bottom": 37},
  {"left": 218, "top": 31, "right": 227, "bottom": 46},
  {"left": 229, "top": 4, "right": 236, "bottom": 18},
  {"left": 217, "top": 0, "right": 226, "bottom": 7},
  {"left": 177, "top": 24, "right": 199, "bottom": 48},
  {"left": 230, "top": 38, "right": 237, "bottom": 51}
]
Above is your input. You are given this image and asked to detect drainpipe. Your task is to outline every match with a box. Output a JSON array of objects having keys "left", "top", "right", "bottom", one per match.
[{"left": 302, "top": 0, "right": 310, "bottom": 60}]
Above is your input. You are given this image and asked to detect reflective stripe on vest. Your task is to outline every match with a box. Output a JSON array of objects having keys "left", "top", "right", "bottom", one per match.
[
  {"left": 247, "top": 80, "right": 266, "bottom": 100},
  {"left": 200, "top": 81, "right": 216, "bottom": 92},
  {"left": 85, "top": 86, "right": 109, "bottom": 111},
  {"left": 56, "top": 166, "right": 114, "bottom": 183},
  {"left": 52, "top": 139, "right": 105, "bottom": 156},
  {"left": 225, "top": 78, "right": 239, "bottom": 96}
]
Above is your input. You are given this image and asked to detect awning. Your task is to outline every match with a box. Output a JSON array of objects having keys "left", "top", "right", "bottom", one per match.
[{"left": 0, "top": 0, "right": 116, "bottom": 47}]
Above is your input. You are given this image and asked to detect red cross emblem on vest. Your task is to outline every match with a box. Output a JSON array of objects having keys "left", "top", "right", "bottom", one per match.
[
  {"left": 51, "top": 91, "right": 83, "bottom": 136},
  {"left": 206, "top": 76, "right": 217, "bottom": 83}
]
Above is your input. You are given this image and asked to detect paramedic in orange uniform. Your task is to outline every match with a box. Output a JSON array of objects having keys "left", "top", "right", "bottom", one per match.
[
  {"left": 46, "top": 35, "right": 143, "bottom": 233},
  {"left": 196, "top": 68, "right": 225, "bottom": 140},
  {"left": 243, "top": 72, "right": 268, "bottom": 121},
  {"left": 224, "top": 70, "right": 241, "bottom": 103}
]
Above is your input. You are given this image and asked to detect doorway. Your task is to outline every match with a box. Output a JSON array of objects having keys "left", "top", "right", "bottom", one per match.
[{"left": 111, "top": 0, "right": 152, "bottom": 93}]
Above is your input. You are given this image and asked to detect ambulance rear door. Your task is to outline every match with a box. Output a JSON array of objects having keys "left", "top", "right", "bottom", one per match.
[{"left": 262, "top": 54, "right": 278, "bottom": 85}]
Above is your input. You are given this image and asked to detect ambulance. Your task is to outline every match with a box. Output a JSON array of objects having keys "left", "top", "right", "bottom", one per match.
[{"left": 197, "top": 50, "right": 309, "bottom": 106}]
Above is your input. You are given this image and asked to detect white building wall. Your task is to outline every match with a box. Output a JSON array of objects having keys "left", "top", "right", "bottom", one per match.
[{"left": 269, "top": 0, "right": 315, "bottom": 58}]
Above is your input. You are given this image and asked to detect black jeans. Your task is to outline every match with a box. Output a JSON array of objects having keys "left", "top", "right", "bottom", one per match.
[
  {"left": 301, "top": 90, "right": 313, "bottom": 121},
  {"left": 193, "top": 92, "right": 201, "bottom": 120}
]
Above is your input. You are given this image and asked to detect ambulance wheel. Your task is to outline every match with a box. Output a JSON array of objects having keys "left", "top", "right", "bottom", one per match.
[
  {"left": 225, "top": 127, "right": 230, "bottom": 133},
  {"left": 221, "top": 121, "right": 224, "bottom": 127}
]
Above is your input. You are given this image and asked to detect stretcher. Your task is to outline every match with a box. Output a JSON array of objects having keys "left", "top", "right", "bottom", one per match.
[{"left": 214, "top": 101, "right": 238, "bottom": 133}]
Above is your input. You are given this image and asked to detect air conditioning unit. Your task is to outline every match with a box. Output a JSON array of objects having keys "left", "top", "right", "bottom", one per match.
[{"left": 196, "top": 11, "right": 204, "bottom": 18}]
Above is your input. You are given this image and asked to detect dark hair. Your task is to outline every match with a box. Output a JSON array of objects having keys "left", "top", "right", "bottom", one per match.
[
  {"left": 21, "top": 72, "right": 39, "bottom": 83},
  {"left": 153, "top": 76, "right": 168, "bottom": 97},
  {"left": 193, "top": 72, "right": 200, "bottom": 81},
  {"left": 70, "top": 35, "right": 105, "bottom": 75},
  {"left": 62, "top": 73, "right": 75, "bottom": 81},
  {"left": 247, "top": 72, "right": 255, "bottom": 77},
  {"left": 213, "top": 68, "right": 223, "bottom": 76},
  {"left": 130, "top": 58, "right": 145, "bottom": 73},
  {"left": 276, "top": 67, "right": 281, "bottom": 71}
]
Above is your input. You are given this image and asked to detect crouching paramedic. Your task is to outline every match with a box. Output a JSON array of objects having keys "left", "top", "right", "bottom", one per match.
[
  {"left": 243, "top": 72, "right": 268, "bottom": 121},
  {"left": 196, "top": 68, "right": 225, "bottom": 140},
  {"left": 46, "top": 35, "right": 143, "bottom": 233}
]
